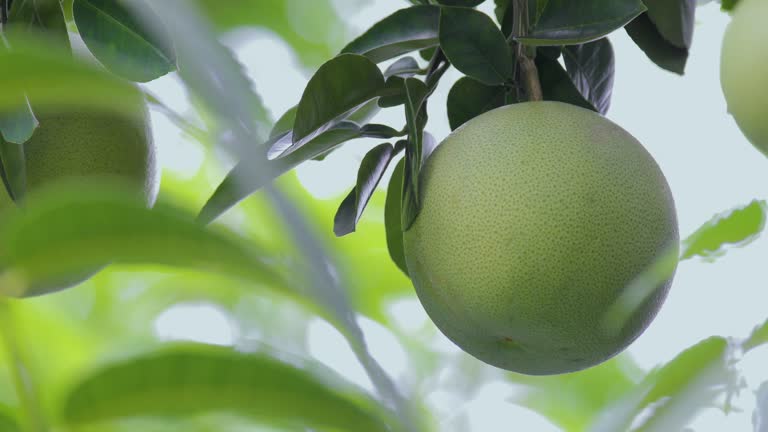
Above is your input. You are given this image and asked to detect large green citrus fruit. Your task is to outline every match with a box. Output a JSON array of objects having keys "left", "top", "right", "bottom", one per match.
[
  {"left": 0, "top": 107, "right": 158, "bottom": 296},
  {"left": 403, "top": 102, "right": 679, "bottom": 375},
  {"left": 720, "top": 0, "right": 768, "bottom": 156}
]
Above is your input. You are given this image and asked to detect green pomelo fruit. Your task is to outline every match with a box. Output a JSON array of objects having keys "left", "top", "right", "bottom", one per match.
[
  {"left": 0, "top": 107, "right": 158, "bottom": 296},
  {"left": 403, "top": 101, "right": 679, "bottom": 375},
  {"left": 720, "top": 0, "right": 768, "bottom": 157}
]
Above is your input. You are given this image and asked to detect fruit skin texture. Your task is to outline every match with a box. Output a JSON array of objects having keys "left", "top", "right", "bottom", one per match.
[
  {"left": 0, "top": 107, "right": 158, "bottom": 296},
  {"left": 402, "top": 102, "right": 679, "bottom": 375},
  {"left": 720, "top": 0, "right": 768, "bottom": 157}
]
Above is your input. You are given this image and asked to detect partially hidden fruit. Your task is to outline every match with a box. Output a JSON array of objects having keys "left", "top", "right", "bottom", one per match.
[
  {"left": 721, "top": 0, "right": 768, "bottom": 157},
  {"left": 403, "top": 102, "right": 679, "bottom": 375},
  {"left": 0, "top": 106, "right": 158, "bottom": 296}
]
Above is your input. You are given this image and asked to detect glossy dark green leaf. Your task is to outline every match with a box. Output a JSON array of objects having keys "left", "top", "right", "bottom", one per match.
[
  {"left": 439, "top": 7, "right": 514, "bottom": 85},
  {"left": 625, "top": 13, "right": 688, "bottom": 75},
  {"left": 63, "top": 344, "right": 390, "bottom": 432},
  {"left": 384, "top": 56, "right": 422, "bottom": 78},
  {"left": 521, "top": 0, "right": 646, "bottom": 46},
  {"left": 0, "top": 182, "right": 287, "bottom": 297},
  {"left": 681, "top": 200, "right": 766, "bottom": 261},
  {"left": 591, "top": 337, "right": 732, "bottom": 432},
  {"left": 0, "top": 136, "right": 27, "bottom": 202},
  {"left": 508, "top": 356, "right": 642, "bottom": 432},
  {"left": 447, "top": 76, "right": 508, "bottom": 130},
  {"left": 0, "top": 98, "right": 37, "bottom": 144},
  {"left": 401, "top": 78, "right": 428, "bottom": 231},
  {"left": 73, "top": 0, "right": 176, "bottom": 82},
  {"left": 334, "top": 143, "right": 396, "bottom": 237},
  {"left": 0, "top": 34, "right": 145, "bottom": 114},
  {"left": 292, "top": 54, "right": 384, "bottom": 148},
  {"left": 385, "top": 158, "right": 409, "bottom": 276},
  {"left": 743, "top": 317, "right": 768, "bottom": 353},
  {"left": 535, "top": 55, "right": 596, "bottom": 111},
  {"left": 643, "top": 0, "right": 696, "bottom": 49},
  {"left": 379, "top": 76, "right": 408, "bottom": 108},
  {"left": 493, "top": 0, "right": 515, "bottom": 36},
  {"left": 341, "top": 6, "right": 440, "bottom": 63},
  {"left": 7, "top": 0, "right": 69, "bottom": 48},
  {"left": 436, "top": 0, "right": 485, "bottom": 6},
  {"left": 562, "top": 38, "right": 615, "bottom": 115}
]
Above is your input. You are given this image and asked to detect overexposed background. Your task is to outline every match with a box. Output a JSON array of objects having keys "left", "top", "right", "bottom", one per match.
[{"left": 143, "top": 1, "right": 768, "bottom": 430}]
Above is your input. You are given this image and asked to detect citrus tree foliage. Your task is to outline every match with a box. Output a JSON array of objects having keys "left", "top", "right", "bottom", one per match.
[{"left": 0, "top": 0, "right": 766, "bottom": 431}]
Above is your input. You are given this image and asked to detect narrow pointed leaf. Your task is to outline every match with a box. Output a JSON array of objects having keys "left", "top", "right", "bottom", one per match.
[
  {"left": 63, "top": 344, "right": 390, "bottom": 432},
  {"left": 384, "top": 56, "right": 421, "bottom": 78},
  {"left": 401, "top": 78, "right": 428, "bottom": 231},
  {"left": 536, "top": 56, "right": 596, "bottom": 111},
  {"left": 341, "top": 6, "right": 440, "bottom": 63},
  {"left": 625, "top": 13, "right": 688, "bottom": 75},
  {"left": 521, "top": 0, "right": 646, "bottom": 46},
  {"left": 73, "top": 0, "right": 176, "bottom": 82},
  {"left": 334, "top": 143, "right": 395, "bottom": 236},
  {"left": 562, "top": 38, "right": 615, "bottom": 115},
  {"left": 385, "top": 158, "right": 409, "bottom": 275},
  {"left": 743, "top": 317, "right": 768, "bottom": 353},
  {"left": 292, "top": 54, "right": 384, "bottom": 148},
  {"left": 0, "top": 182, "right": 286, "bottom": 297},
  {"left": 439, "top": 7, "right": 514, "bottom": 85},
  {"left": 643, "top": 0, "right": 696, "bottom": 49},
  {"left": 681, "top": 200, "right": 766, "bottom": 261}
]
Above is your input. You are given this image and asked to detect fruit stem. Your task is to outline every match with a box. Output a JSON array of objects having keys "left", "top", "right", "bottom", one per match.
[{"left": 512, "top": 0, "right": 543, "bottom": 102}]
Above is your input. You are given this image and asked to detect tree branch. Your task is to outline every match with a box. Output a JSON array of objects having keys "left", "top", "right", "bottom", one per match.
[{"left": 512, "top": 0, "right": 543, "bottom": 102}]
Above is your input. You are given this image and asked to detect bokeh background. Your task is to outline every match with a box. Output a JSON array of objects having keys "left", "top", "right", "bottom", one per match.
[{"left": 4, "top": 1, "right": 767, "bottom": 431}]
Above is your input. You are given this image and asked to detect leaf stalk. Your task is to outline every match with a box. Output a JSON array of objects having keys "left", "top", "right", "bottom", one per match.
[{"left": 512, "top": 0, "right": 543, "bottom": 102}]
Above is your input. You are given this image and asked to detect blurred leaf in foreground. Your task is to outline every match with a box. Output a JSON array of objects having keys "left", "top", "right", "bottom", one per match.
[
  {"left": 681, "top": 200, "right": 767, "bottom": 261},
  {"left": 63, "top": 343, "right": 391, "bottom": 432}
]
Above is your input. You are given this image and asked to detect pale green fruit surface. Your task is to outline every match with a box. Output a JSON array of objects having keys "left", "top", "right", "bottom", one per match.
[
  {"left": 403, "top": 102, "right": 679, "bottom": 375},
  {"left": 0, "top": 108, "right": 158, "bottom": 296},
  {"left": 721, "top": 0, "right": 768, "bottom": 156}
]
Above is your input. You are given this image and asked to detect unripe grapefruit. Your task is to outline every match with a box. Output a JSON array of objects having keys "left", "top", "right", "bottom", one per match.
[
  {"left": 720, "top": 0, "right": 768, "bottom": 156},
  {"left": 403, "top": 102, "right": 679, "bottom": 375},
  {"left": 0, "top": 106, "right": 158, "bottom": 296}
]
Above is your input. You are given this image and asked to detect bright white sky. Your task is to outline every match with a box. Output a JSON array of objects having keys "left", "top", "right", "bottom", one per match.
[{"left": 146, "top": 1, "right": 768, "bottom": 431}]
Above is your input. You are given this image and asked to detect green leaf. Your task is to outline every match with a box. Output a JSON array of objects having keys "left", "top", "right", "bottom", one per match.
[
  {"left": 384, "top": 56, "right": 422, "bottom": 78},
  {"left": 493, "top": 0, "right": 515, "bottom": 36},
  {"left": 63, "top": 344, "right": 390, "bottom": 432},
  {"left": 7, "top": 0, "right": 70, "bottom": 48},
  {"left": 341, "top": 6, "right": 440, "bottom": 63},
  {"left": 625, "top": 13, "right": 688, "bottom": 75},
  {"left": 643, "top": 0, "right": 696, "bottom": 49},
  {"left": 722, "top": 0, "right": 740, "bottom": 12},
  {"left": 401, "top": 78, "right": 428, "bottom": 231},
  {"left": 0, "top": 181, "right": 287, "bottom": 297},
  {"left": 0, "top": 98, "right": 38, "bottom": 144},
  {"left": 0, "top": 136, "right": 27, "bottom": 202},
  {"left": 292, "top": 54, "right": 385, "bottom": 148},
  {"left": 742, "top": 317, "right": 768, "bottom": 353},
  {"left": 0, "top": 405, "right": 20, "bottom": 432},
  {"left": 437, "top": 0, "right": 485, "bottom": 5},
  {"left": 439, "top": 7, "right": 514, "bottom": 85},
  {"left": 447, "top": 76, "right": 508, "bottom": 130},
  {"left": 508, "top": 356, "right": 643, "bottom": 432},
  {"left": 334, "top": 143, "right": 396, "bottom": 237},
  {"left": 385, "top": 158, "right": 409, "bottom": 276},
  {"left": 73, "top": 0, "right": 176, "bottom": 82},
  {"left": 535, "top": 55, "right": 596, "bottom": 111},
  {"left": 520, "top": 0, "right": 646, "bottom": 46},
  {"left": 562, "top": 38, "right": 615, "bottom": 115},
  {"left": 0, "top": 34, "right": 145, "bottom": 114},
  {"left": 591, "top": 337, "right": 732, "bottom": 432},
  {"left": 681, "top": 200, "right": 766, "bottom": 261}
]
